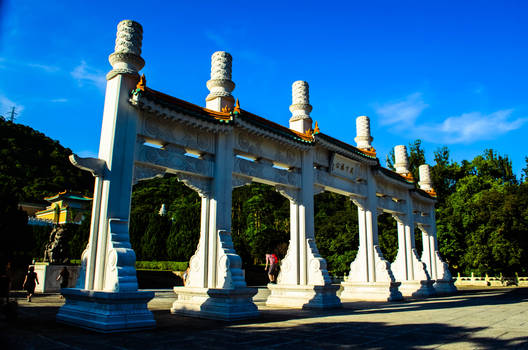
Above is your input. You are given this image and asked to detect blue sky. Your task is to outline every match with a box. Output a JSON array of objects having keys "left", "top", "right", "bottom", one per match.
[{"left": 1, "top": 1, "right": 527, "bottom": 177}]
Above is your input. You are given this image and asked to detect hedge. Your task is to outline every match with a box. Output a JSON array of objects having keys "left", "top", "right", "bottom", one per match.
[
  {"left": 136, "top": 261, "right": 188, "bottom": 271},
  {"left": 68, "top": 260, "right": 188, "bottom": 271}
]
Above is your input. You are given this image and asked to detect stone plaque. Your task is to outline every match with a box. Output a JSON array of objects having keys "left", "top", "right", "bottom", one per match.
[{"left": 330, "top": 153, "right": 359, "bottom": 181}]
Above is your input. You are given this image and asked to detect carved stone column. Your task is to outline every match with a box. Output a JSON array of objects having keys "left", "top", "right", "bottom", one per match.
[
  {"left": 390, "top": 210, "right": 435, "bottom": 298},
  {"left": 171, "top": 133, "right": 259, "bottom": 320},
  {"left": 417, "top": 164, "right": 456, "bottom": 294},
  {"left": 341, "top": 172, "right": 402, "bottom": 301},
  {"left": 354, "top": 116, "right": 373, "bottom": 149},
  {"left": 206, "top": 51, "right": 235, "bottom": 112},
  {"left": 289, "top": 81, "right": 313, "bottom": 134},
  {"left": 428, "top": 210, "right": 457, "bottom": 294},
  {"left": 394, "top": 145, "right": 410, "bottom": 175},
  {"left": 417, "top": 223, "right": 434, "bottom": 279},
  {"left": 266, "top": 150, "right": 341, "bottom": 309},
  {"left": 57, "top": 20, "right": 155, "bottom": 332}
]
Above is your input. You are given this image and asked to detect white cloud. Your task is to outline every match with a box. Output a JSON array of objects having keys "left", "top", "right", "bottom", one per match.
[
  {"left": 204, "top": 30, "right": 229, "bottom": 48},
  {"left": 417, "top": 110, "right": 527, "bottom": 144},
  {"left": 0, "top": 58, "right": 60, "bottom": 73},
  {"left": 0, "top": 94, "right": 24, "bottom": 120},
  {"left": 71, "top": 61, "right": 106, "bottom": 91},
  {"left": 375, "top": 93, "right": 428, "bottom": 127},
  {"left": 76, "top": 150, "right": 98, "bottom": 158},
  {"left": 375, "top": 93, "right": 527, "bottom": 144},
  {"left": 50, "top": 98, "right": 68, "bottom": 103},
  {"left": 27, "top": 62, "right": 60, "bottom": 73}
]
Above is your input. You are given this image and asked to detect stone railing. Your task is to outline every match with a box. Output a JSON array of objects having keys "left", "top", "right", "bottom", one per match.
[{"left": 455, "top": 273, "right": 528, "bottom": 287}]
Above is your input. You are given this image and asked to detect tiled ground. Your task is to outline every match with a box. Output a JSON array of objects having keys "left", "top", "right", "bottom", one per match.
[{"left": 1, "top": 287, "right": 527, "bottom": 349}]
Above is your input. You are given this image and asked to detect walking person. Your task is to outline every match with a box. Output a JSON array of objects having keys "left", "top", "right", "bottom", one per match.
[
  {"left": 22, "top": 266, "right": 39, "bottom": 302},
  {"left": 264, "top": 253, "right": 279, "bottom": 284},
  {"left": 56, "top": 266, "right": 70, "bottom": 298}
]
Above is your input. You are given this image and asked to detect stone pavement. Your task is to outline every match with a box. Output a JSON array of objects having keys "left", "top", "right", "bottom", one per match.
[{"left": 1, "top": 287, "right": 527, "bottom": 349}]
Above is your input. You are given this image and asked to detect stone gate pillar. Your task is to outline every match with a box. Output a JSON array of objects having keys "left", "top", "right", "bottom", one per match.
[
  {"left": 266, "top": 81, "right": 341, "bottom": 309},
  {"left": 170, "top": 52, "right": 259, "bottom": 320},
  {"left": 417, "top": 164, "right": 457, "bottom": 294},
  {"left": 341, "top": 118, "right": 402, "bottom": 301},
  {"left": 389, "top": 148, "right": 435, "bottom": 297},
  {"left": 390, "top": 213, "right": 435, "bottom": 297},
  {"left": 57, "top": 20, "right": 155, "bottom": 332}
]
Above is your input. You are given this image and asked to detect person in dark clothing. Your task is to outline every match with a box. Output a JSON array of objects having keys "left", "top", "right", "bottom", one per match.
[{"left": 22, "top": 266, "right": 39, "bottom": 302}]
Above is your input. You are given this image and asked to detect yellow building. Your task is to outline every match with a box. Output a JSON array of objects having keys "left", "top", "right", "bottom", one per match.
[{"left": 35, "top": 191, "right": 92, "bottom": 224}]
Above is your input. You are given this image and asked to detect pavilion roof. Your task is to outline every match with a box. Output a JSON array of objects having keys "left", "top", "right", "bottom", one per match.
[{"left": 44, "top": 190, "right": 92, "bottom": 203}]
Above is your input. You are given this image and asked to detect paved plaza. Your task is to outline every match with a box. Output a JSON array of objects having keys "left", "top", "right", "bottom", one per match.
[{"left": 1, "top": 287, "right": 527, "bottom": 349}]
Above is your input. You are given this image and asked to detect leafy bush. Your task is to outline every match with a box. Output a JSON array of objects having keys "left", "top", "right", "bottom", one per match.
[
  {"left": 135, "top": 261, "right": 188, "bottom": 271},
  {"left": 69, "top": 260, "right": 188, "bottom": 271}
]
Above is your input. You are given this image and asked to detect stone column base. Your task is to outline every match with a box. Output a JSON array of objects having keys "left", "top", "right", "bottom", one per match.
[
  {"left": 266, "top": 284, "right": 342, "bottom": 309},
  {"left": 433, "top": 279, "right": 457, "bottom": 295},
  {"left": 399, "top": 280, "right": 436, "bottom": 298},
  {"left": 171, "top": 286, "right": 259, "bottom": 321},
  {"left": 340, "top": 281, "right": 403, "bottom": 301},
  {"left": 56, "top": 288, "right": 155, "bottom": 333}
]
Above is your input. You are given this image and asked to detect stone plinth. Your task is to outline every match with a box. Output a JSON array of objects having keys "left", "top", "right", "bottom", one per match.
[
  {"left": 434, "top": 279, "right": 457, "bottom": 295},
  {"left": 340, "top": 281, "right": 403, "bottom": 301},
  {"left": 32, "top": 263, "right": 81, "bottom": 293},
  {"left": 171, "top": 286, "right": 259, "bottom": 321},
  {"left": 56, "top": 288, "right": 155, "bottom": 333},
  {"left": 391, "top": 246, "right": 436, "bottom": 298},
  {"left": 266, "top": 284, "right": 341, "bottom": 309},
  {"left": 398, "top": 280, "right": 436, "bottom": 298}
]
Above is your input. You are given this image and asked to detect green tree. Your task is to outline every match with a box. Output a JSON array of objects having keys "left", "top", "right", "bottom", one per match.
[
  {"left": 377, "top": 213, "right": 398, "bottom": 263},
  {"left": 237, "top": 184, "right": 289, "bottom": 264},
  {"left": 436, "top": 149, "right": 526, "bottom": 275},
  {"left": 166, "top": 193, "right": 200, "bottom": 261},
  {"left": 314, "top": 192, "right": 359, "bottom": 276},
  {"left": 139, "top": 213, "right": 172, "bottom": 261},
  {"left": 0, "top": 118, "right": 92, "bottom": 202}
]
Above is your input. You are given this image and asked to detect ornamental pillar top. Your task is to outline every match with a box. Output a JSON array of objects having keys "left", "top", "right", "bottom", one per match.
[
  {"left": 206, "top": 51, "right": 235, "bottom": 112},
  {"left": 354, "top": 116, "right": 373, "bottom": 149},
  {"left": 419, "top": 164, "right": 433, "bottom": 191},
  {"left": 394, "top": 145, "right": 410, "bottom": 175},
  {"left": 107, "top": 20, "right": 145, "bottom": 80},
  {"left": 289, "top": 80, "right": 313, "bottom": 134}
]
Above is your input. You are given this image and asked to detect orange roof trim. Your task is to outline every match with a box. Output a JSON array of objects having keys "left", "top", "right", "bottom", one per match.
[
  {"left": 144, "top": 87, "right": 233, "bottom": 121},
  {"left": 358, "top": 147, "right": 377, "bottom": 157}
]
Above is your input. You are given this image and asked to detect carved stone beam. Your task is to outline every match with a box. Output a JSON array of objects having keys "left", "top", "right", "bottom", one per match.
[
  {"left": 275, "top": 185, "right": 300, "bottom": 203},
  {"left": 391, "top": 213, "right": 406, "bottom": 224},
  {"left": 232, "top": 174, "right": 252, "bottom": 189},
  {"left": 133, "top": 163, "right": 166, "bottom": 185},
  {"left": 314, "top": 184, "right": 325, "bottom": 196},
  {"left": 175, "top": 172, "right": 211, "bottom": 197},
  {"left": 69, "top": 154, "right": 107, "bottom": 177},
  {"left": 351, "top": 197, "right": 366, "bottom": 210}
]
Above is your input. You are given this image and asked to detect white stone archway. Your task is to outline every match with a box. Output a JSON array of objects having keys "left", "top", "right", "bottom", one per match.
[{"left": 57, "top": 20, "right": 456, "bottom": 332}]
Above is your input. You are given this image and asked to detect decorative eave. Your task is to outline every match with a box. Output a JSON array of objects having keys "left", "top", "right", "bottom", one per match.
[
  {"left": 234, "top": 108, "right": 314, "bottom": 149},
  {"left": 410, "top": 188, "right": 437, "bottom": 203},
  {"left": 315, "top": 133, "right": 379, "bottom": 165},
  {"left": 44, "top": 190, "right": 92, "bottom": 202},
  {"left": 374, "top": 166, "right": 416, "bottom": 188},
  {"left": 130, "top": 86, "right": 315, "bottom": 148},
  {"left": 357, "top": 147, "right": 377, "bottom": 158}
]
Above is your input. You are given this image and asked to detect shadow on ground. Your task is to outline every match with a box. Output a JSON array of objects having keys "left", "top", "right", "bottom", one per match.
[{"left": 1, "top": 288, "right": 527, "bottom": 349}]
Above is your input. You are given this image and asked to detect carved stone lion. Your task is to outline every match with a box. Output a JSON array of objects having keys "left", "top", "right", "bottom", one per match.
[{"left": 43, "top": 226, "right": 68, "bottom": 264}]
